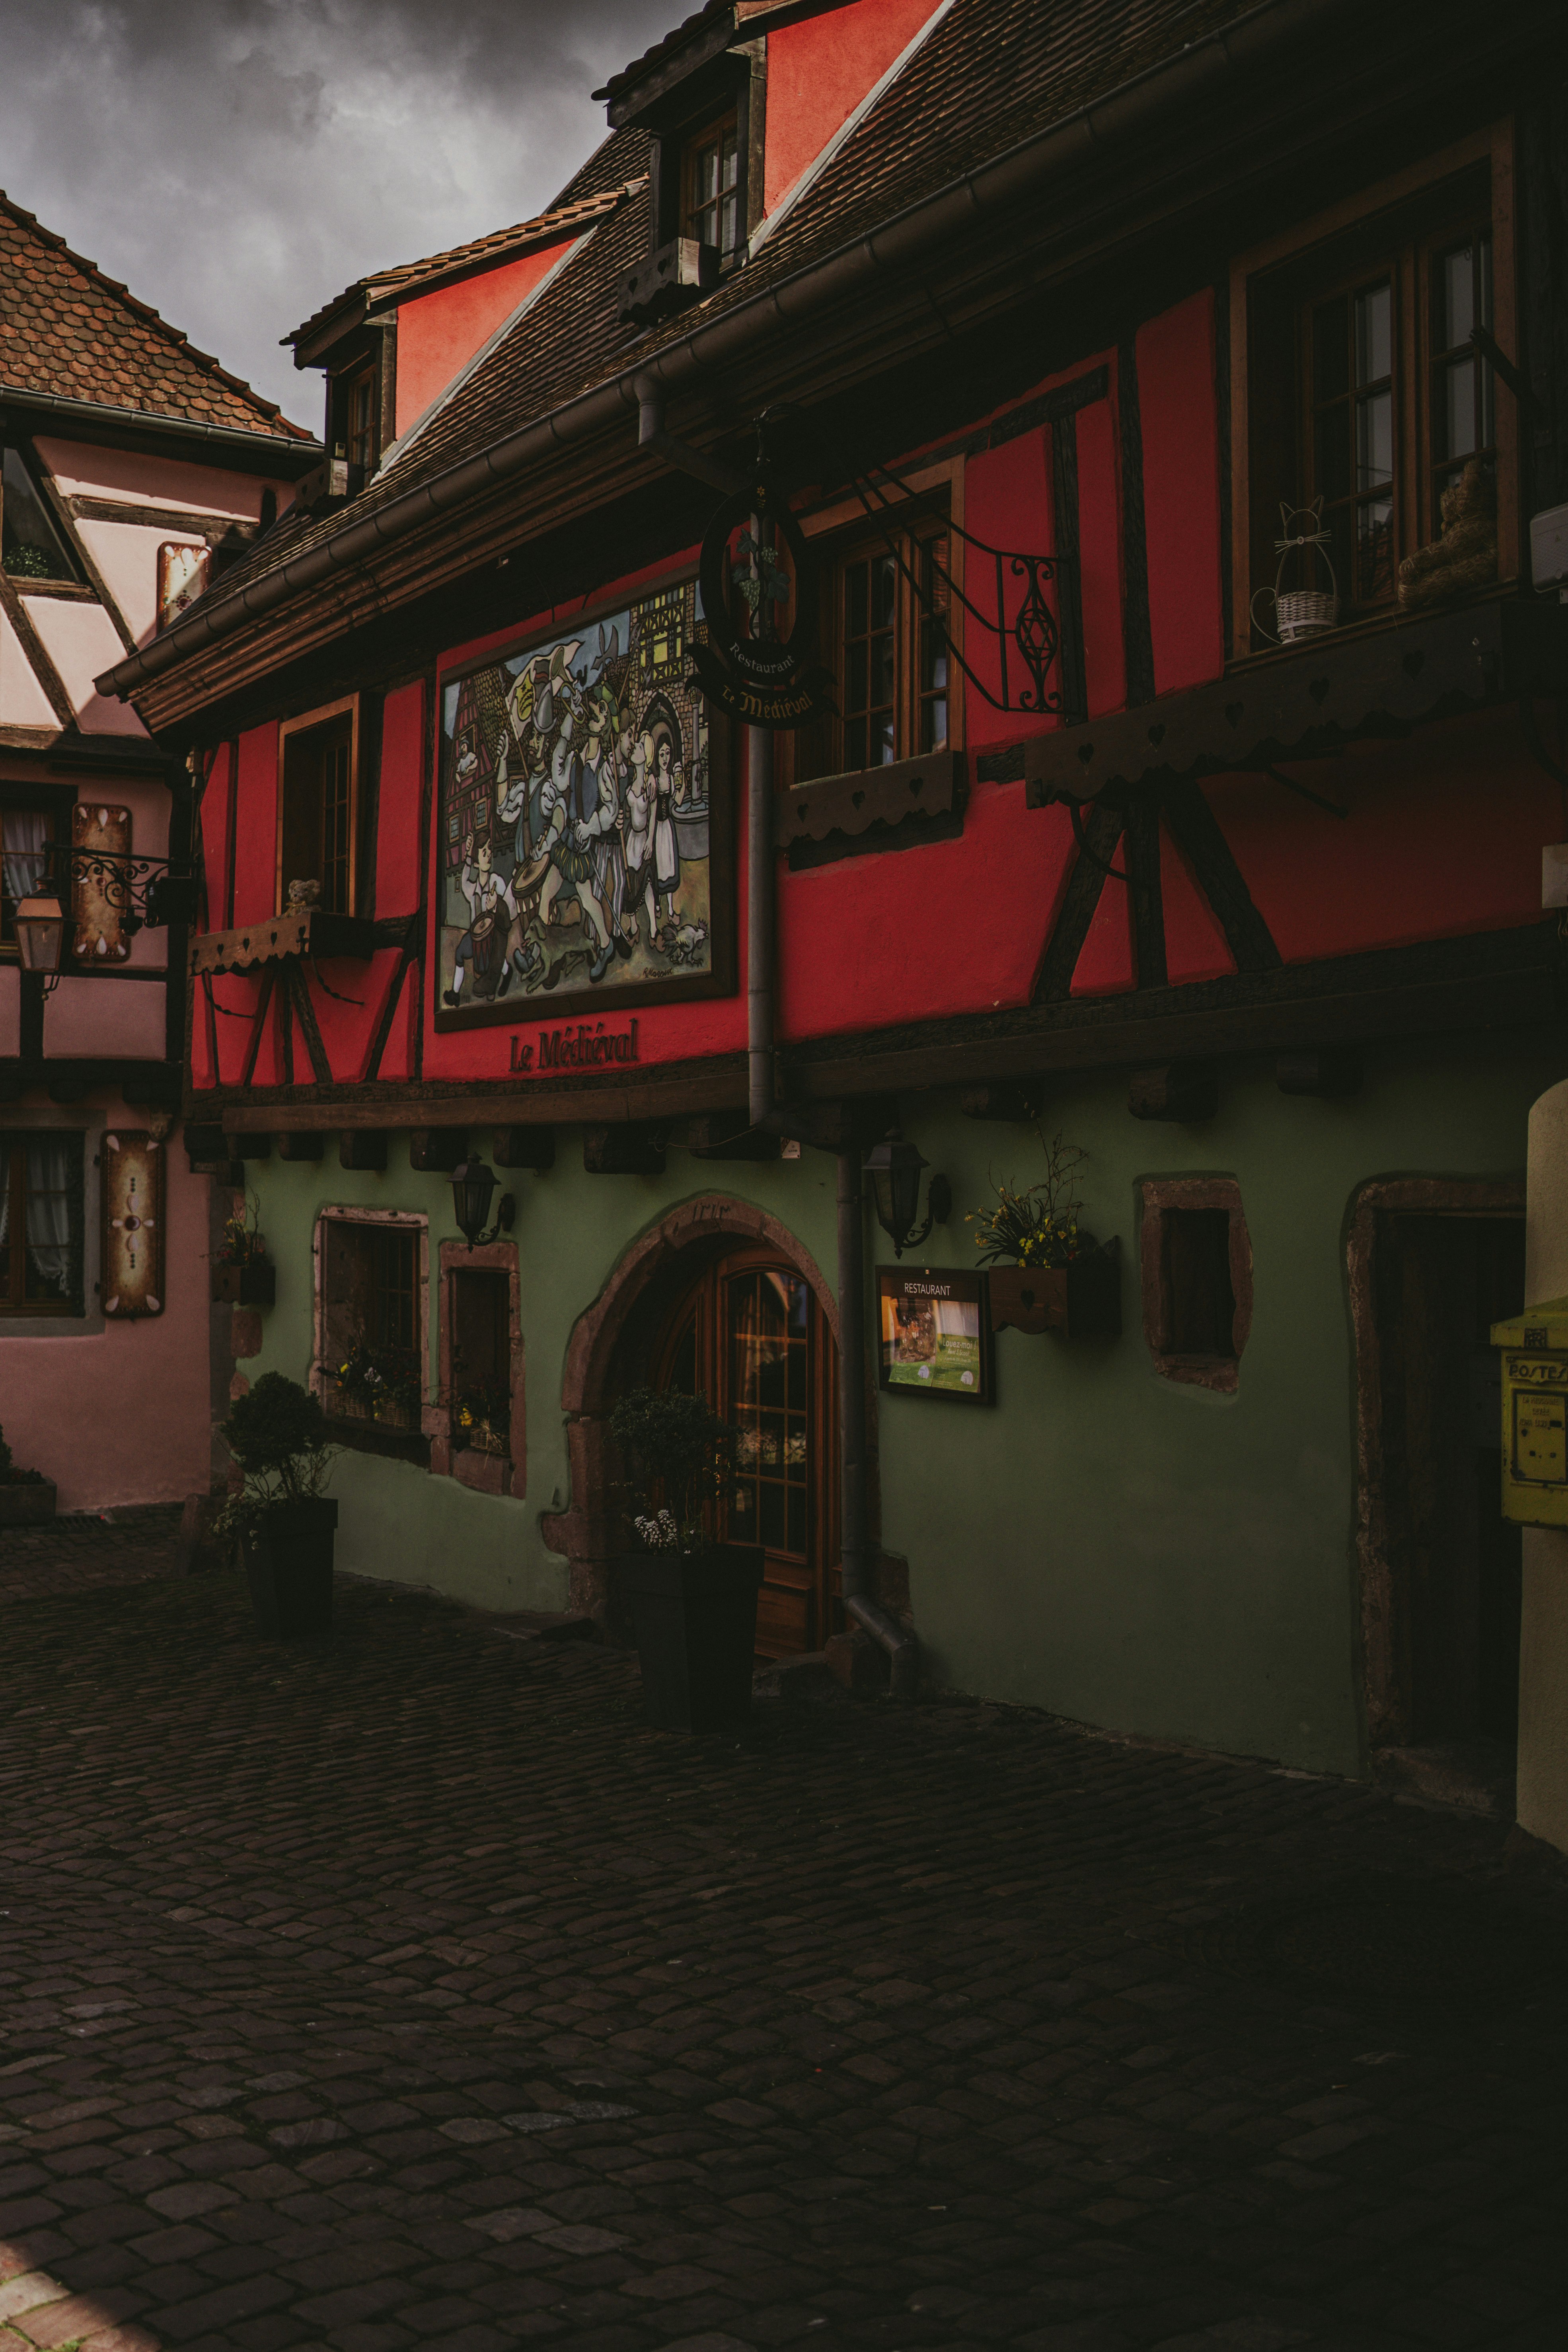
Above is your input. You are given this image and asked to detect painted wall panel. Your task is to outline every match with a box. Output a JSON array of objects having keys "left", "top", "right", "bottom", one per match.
[
  {"left": 232, "top": 724, "right": 280, "bottom": 923},
  {"left": 1160, "top": 824, "right": 1237, "bottom": 985},
  {"left": 394, "top": 243, "right": 571, "bottom": 441},
  {"left": 0, "top": 604, "right": 58, "bottom": 728},
  {"left": 44, "top": 974, "right": 166, "bottom": 1058},
  {"left": 1208, "top": 715, "right": 1554, "bottom": 964},
  {"left": 764, "top": 0, "right": 944, "bottom": 214},
  {"left": 76, "top": 518, "right": 186, "bottom": 649},
  {"left": 376, "top": 681, "right": 426, "bottom": 915},
  {"left": 962, "top": 426, "right": 1055, "bottom": 752},
  {"left": 35, "top": 435, "right": 296, "bottom": 521},
  {"left": 1138, "top": 292, "right": 1224, "bottom": 699},
  {"left": 19, "top": 597, "right": 145, "bottom": 734},
  {"left": 1069, "top": 855, "right": 1136, "bottom": 997},
  {"left": 198, "top": 744, "right": 234, "bottom": 931},
  {"left": 1078, "top": 396, "right": 1127, "bottom": 720}
]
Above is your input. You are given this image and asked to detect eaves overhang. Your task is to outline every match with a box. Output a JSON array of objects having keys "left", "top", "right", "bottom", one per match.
[
  {"left": 0, "top": 382, "right": 320, "bottom": 473},
  {"left": 94, "top": 0, "right": 1557, "bottom": 722}
]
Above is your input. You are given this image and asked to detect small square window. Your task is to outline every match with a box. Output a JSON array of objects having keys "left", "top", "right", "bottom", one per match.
[{"left": 1140, "top": 1179, "right": 1251, "bottom": 1392}]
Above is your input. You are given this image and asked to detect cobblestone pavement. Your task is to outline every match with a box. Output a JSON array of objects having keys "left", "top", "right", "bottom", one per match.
[
  {"left": 0, "top": 1507, "right": 183, "bottom": 1601},
  {"left": 0, "top": 1566, "right": 1564, "bottom": 2352}
]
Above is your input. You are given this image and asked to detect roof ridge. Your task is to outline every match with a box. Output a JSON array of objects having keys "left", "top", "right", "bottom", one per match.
[
  {"left": 0, "top": 188, "right": 310, "bottom": 438},
  {"left": 362, "top": 179, "right": 647, "bottom": 296}
]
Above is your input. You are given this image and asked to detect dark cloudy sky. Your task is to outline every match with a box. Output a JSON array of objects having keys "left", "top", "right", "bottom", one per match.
[{"left": 0, "top": 0, "right": 678, "bottom": 432}]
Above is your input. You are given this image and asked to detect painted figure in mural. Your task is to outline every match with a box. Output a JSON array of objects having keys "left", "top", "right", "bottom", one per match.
[
  {"left": 649, "top": 728, "right": 686, "bottom": 933},
  {"left": 443, "top": 833, "right": 520, "bottom": 1006},
  {"left": 620, "top": 730, "right": 658, "bottom": 948},
  {"left": 538, "top": 690, "right": 618, "bottom": 983}
]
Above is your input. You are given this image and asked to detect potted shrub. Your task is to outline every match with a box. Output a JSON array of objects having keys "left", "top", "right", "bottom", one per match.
[
  {"left": 610, "top": 1386, "right": 762, "bottom": 1732},
  {"left": 968, "top": 1131, "right": 1121, "bottom": 1340},
  {"left": 0, "top": 1425, "right": 55, "bottom": 1527},
  {"left": 217, "top": 1373, "right": 340, "bottom": 1637},
  {"left": 212, "top": 1193, "right": 275, "bottom": 1306}
]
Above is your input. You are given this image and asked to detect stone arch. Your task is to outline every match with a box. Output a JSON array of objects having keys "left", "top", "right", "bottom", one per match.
[{"left": 541, "top": 1193, "right": 845, "bottom": 1628}]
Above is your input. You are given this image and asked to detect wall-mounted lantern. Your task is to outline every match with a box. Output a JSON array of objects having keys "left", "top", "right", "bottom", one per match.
[
  {"left": 13, "top": 895, "right": 66, "bottom": 986},
  {"left": 864, "top": 1130, "right": 951, "bottom": 1260},
  {"left": 450, "top": 1158, "right": 515, "bottom": 1251}
]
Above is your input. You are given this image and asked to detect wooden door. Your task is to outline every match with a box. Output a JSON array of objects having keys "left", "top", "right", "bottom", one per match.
[{"left": 656, "top": 1247, "right": 840, "bottom": 1657}]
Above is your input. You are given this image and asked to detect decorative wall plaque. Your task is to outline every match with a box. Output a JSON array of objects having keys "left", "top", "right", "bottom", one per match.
[
  {"left": 101, "top": 1129, "right": 164, "bottom": 1319},
  {"left": 72, "top": 802, "right": 132, "bottom": 964}
]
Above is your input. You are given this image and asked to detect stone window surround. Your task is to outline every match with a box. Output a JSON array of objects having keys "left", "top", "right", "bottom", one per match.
[
  {"left": 1138, "top": 1174, "right": 1253, "bottom": 1394},
  {"left": 428, "top": 1236, "right": 525, "bottom": 1500},
  {"left": 310, "top": 1203, "right": 429, "bottom": 1441}
]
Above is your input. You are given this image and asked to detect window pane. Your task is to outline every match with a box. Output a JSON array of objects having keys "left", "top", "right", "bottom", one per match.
[
  {"left": 720, "top": 190, "right": 740, "bottom": 255},
  {"left": 721, "top": 129, "right": 739, "bottom": 191},
  {"left": 2, "top": 446, "right": 76, "bottom": 582},
  {"left": 873, "top": 710, "right": 896, "bottom": 765},
  {"left": 1, "top": 808, "right": 51, "bottom": 936},
  {"left": 1356, "top": 389, "right": 1392, "bottom": 488},
  {"left": 871, "top": 553, "right": 897, "bottom": 631},
  {"left": 847, "top": 639, "right": 867, "bottom": 714},
  {"left": 1439, "top": 241, "right": 1475, "bottom": 352},
  {"left": 1439, "top": 356, "right": 1477, "bottom": 461},
  {"left": 1354, "top": 281, "right": 1391, "bottom": 386},
  {"left": 696, "top": 142, "right": 718, "bottom": 206},
  {"left": 1357, "top": 498, "right": 1394, "bottom": 602},
  {"left": 1313, "top": 299, "right": 1349, "bottom": 405},
  {"left": 871, "top": 631, "right": 895, "bottom": 711},
  {"left": 846, "top": 561, "right": 867, "bottom": 639},
  {"left": 22, "top": 1136, "right": 77, "bottom": 1306},
  {"left": 1314, "top": 405, "right": 1351, "bottom": 507},
  {"left": 847, "top": 715, "right": 867, "bottom": 770},
  {"left": 920, "top": 689, "right": 947, "bottom": 753}
]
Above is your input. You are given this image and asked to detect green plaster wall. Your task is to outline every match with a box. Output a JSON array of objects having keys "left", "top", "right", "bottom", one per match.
[{"left": 237, "top": 1025, "right": 1564, "bottom": 1778}]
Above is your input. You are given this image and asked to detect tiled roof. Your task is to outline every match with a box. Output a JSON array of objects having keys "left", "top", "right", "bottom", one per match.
[
  {"left": 0, "top": 192, "right": 313, "bottom": 442},
  {"left": 186, "top": 0, "right": 1271, "bottom": 608},
  {"left": 281, "top": 181, "right": 649, "bottom": 351},
  {"left": 593, "top": 0, "right": 732, "bottom": 107}
]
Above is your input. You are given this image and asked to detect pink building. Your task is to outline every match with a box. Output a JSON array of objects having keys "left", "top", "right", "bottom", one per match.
[{"left": 0, "top": 193, "right": 318, "bottom": 1511}]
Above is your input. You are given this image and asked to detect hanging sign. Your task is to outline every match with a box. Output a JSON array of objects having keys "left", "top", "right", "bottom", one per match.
[
  {"left": 690, "top": 475, "right": 834, "bottom": 732},
  {"left": 102, "top": 1129, "right": 165, "bottom": 1319}
]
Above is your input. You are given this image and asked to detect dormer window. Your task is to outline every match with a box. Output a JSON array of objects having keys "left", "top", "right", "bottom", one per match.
[
  {"left": 683, "top": 111, "right": 742, "bottom": 261},
  {"left": 330, "top": 360, "right": 380, "bottom": 477}
]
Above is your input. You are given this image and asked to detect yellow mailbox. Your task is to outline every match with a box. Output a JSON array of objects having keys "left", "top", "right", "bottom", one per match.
[{"left": 1492, "top": 1296, "right": 1568, "bottom": 1527}]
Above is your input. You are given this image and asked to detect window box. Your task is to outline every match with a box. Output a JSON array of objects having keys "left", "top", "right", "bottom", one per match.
[
  {"left": 988, "top": 1243, "right": 1121, "bottom": 1341},
  {"left": 326, "top": 1382, "right": 421, "bottom": 1435},
  {"left": 213, "top": 1260, "right": 275, "bottom": 1307}
]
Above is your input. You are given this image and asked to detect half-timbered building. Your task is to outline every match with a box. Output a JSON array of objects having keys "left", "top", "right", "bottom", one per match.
[
  {"left": 100, "top": 0, "right": 1568, "bottom": 1785},
  {"left": 0, "top": 193, "right": 317, "bottom": 1509}
]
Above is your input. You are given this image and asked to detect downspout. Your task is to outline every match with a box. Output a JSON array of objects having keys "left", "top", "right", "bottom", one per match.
[{"left": 838, "top": 1145, "right": 919, "bottom": 1697}]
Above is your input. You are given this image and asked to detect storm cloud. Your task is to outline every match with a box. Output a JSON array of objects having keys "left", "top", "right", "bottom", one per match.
[{"left": 0, "top": 0, "right": 678, "bottom": 429}]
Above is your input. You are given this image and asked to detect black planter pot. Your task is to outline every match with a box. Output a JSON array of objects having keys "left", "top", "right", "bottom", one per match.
[
  {"left": 243, "top": 1498, "right": 339, "bottom": 1638},
  {"left": 617, "top": 1542, "right": 764, "bottom": 1731}
]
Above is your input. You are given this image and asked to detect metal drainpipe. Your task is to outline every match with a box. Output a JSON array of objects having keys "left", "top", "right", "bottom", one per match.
[{"left": 745, "top": 718, "right": 916, "bottom": 1694}]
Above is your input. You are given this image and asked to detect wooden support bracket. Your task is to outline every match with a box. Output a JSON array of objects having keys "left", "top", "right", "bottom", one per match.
[
  {"left": 277, "top": 1132, "right": 325, "bottom": 1161},
  {"left": 1276, "top": 1047, "right": 1363, "bottom": 1098},
  {"left": 493, "top": 1126, "right": 557, "bottom": 1172},
  {"left": 339, "top": 1130, "right": 389, "bottom": 1171},
  {"left": 1128, "top": 1064, "right": 1218, "bottom": 1122},
  {"left": 409, "top": 1129, "right": 468, "bottom": 1173},
  {"left": 960, "top": 1082, "right": 1045, "bottom": 1122},
  {"left": 584, "top": 1123, "right": 666, "bottom": 1176}
]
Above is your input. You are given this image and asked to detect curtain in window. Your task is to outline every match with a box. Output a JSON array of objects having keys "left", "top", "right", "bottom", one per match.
[
  {"left": 1, "top": 809, "right": 49, "bottom": 901},
  {"left": 23, "top": 1136, "right": 74, "bottom": 1294}
]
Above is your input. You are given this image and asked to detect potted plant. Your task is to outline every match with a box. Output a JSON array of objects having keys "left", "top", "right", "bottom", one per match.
[
  {"left": 610, "top": 1386, "right": 762, "bottom": 1732},
  {"left": 968, "top": 1131, "right": 1121, "bottom": 1340},
  {"left": 453, "top": 1375, "right": 511, "bottom": 1456},
  {"left": 330, "top": 1341, "right": 423, "bottom": 1431},
  {"left": 212, "top": 1192, "right": 275, "bottom": 1306},
  {"left": 0, "top": 1425, "right": 55, "bottom": 1527},
  {"left": 216, "top": 1373, "right": 340, "bottom": 1637}
]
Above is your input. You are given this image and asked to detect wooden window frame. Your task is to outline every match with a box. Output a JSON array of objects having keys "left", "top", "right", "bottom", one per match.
[
  {"left": 1139, "top": 1176, "right": 1252, "bottom": 1394},
  {"left": 310, "top": 1204, "right": 429, "bottom": 1464},
  {"left": 681, "top": 107, "right": 743, "bottom": 260},
  {"left": 1229, "top": 121, "right": 1517, "bottom": 662},
  {"left": 430, "top": 1236, "right": 526, "bottom": 1499},
  {"left": 276, "top": 694, "right": 360, "bottom": 918},
  {"left": 785, "top": 461, "right": 966, "bottom": 788},
  {"left": 0, "top": 1129, "right": 86, "bottom": 1317}
]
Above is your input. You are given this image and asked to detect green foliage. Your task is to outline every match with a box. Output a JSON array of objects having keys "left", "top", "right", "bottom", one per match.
[
  {"left": 215, "top": 1373, "right": 337, "bottom": 1543},
  {"left": 610, "top": 1386, "right": 739, "bottom": 1555},
  {"left": 334, "top": 1341, "right": 423, "bottom": 1417},
  {"left": 4, "top": 542, "right": 58, "bottom": 579},
  {"left": 215, "top": 1188, "right": 267, "bottom": 1268},
  {"left": 967, "top": 1130, "right": 1097, "bottom": 1268}
]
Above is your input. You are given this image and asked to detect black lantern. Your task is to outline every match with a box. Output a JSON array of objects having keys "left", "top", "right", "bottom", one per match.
[
  {"left": 450, "top": 1158, "right": 515, "bottom": 1250},
  {"left": 863, "top": 1130, "right": 951, "bottom": 1260}
]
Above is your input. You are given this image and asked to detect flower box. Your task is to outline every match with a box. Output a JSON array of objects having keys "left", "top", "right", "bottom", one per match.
[
  {"left": 212, "top": 1260, "right": 275, "bottom": 1307},
  {"left": 327, "top": 1383, "right": 421, "bottom": 1433},
  {"left": 988, "top": 1239, "right": 1121, "bottom": 1340}
]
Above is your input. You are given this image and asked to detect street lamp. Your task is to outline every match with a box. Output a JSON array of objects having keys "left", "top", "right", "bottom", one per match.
[
  {"left": 450, "top": 1158, "right": 515, "bottom": 1250},
  {"left": 863, "top": 1129, "right": 951, "bottom": 1260},
  {"left": 13, "top": 895, "right": 66, "bottom": 983}
]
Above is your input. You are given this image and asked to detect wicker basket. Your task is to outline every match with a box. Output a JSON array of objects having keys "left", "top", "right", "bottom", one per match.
[{"left": 1272, "top": 588, "right": 1340, "bottom": 641}]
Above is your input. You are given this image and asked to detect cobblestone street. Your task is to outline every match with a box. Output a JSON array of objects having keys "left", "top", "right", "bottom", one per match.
[{"left": 0, "top": 1535, "right": 1563, "bottom": 2352}]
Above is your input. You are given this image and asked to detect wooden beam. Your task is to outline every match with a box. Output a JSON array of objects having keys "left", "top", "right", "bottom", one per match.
[
  {"left": 1034, "top": 803, "right": 1124, "bottom": 1002},
  {"left": 286, "top": 960, "right": 335, "bottom": 1088},
  {"left": 277, "top": 1131, "right": 325, "bottom": 1160},
  {"left": 1161, "top": 778, "right": 1280, "bottom": 975}
]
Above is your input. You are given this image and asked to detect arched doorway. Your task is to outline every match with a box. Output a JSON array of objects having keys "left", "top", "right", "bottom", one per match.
[
  {"left": 653, "top": 1242, "right": 841, "bottom": 1657},
  {"left": 543, "top": 1194, "right": 854, "bottom": 1652}
]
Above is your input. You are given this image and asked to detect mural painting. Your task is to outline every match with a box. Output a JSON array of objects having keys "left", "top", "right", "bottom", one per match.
[{"left": 436, "top": 580, "right": 728, "bottom": 1026}]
